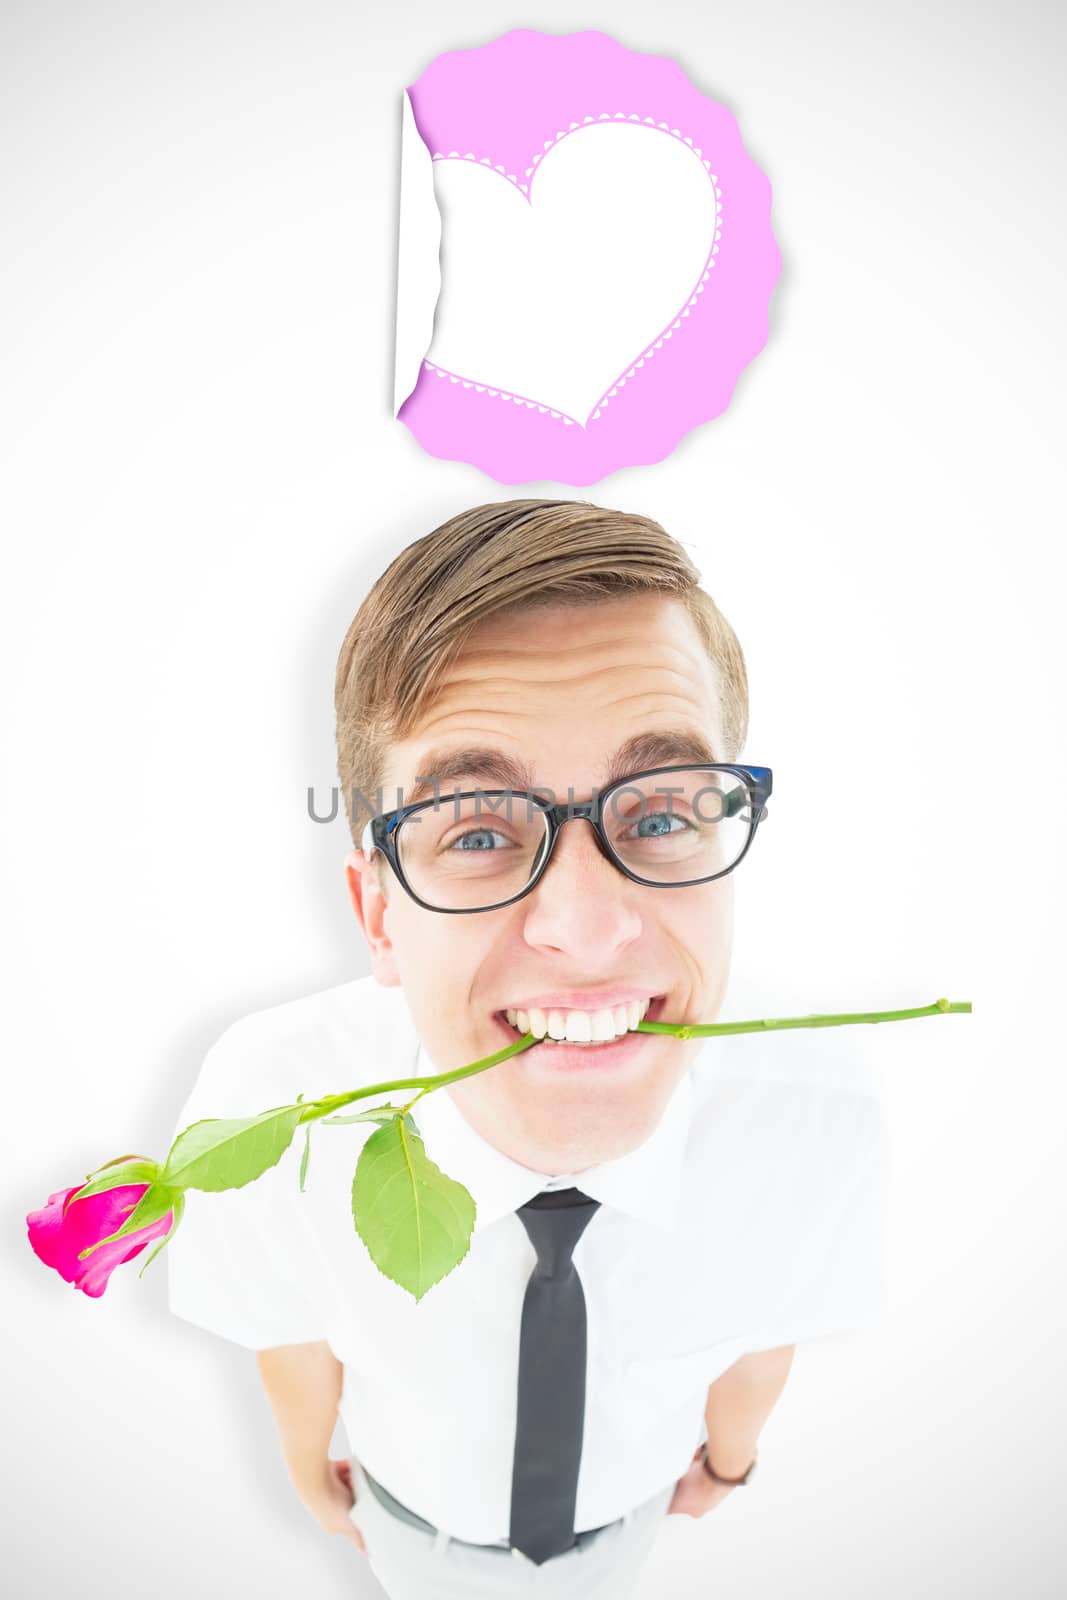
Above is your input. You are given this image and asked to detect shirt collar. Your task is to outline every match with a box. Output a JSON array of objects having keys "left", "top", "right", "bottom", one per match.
[{"left": 409, "top": 1039, "right": 695, "bottom": 1236}]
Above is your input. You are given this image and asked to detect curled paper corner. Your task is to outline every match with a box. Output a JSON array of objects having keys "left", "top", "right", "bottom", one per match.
[{"left": 394, "top": 89, "right": 442, "bottom": 418}]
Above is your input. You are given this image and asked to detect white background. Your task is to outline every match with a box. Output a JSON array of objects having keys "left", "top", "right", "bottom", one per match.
[{"left": 3, "top": 3, "right": 1064, "bottom": 1596}]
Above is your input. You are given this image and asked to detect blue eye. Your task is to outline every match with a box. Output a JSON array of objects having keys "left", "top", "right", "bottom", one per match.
[
  {"left": 450, "top": 829, "right": 510, "bottom": 851},
  {"left": 632, "top": 812, "right": 689, "bottom": 838}
]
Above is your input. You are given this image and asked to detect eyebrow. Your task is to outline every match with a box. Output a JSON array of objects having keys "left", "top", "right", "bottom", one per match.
[{"left": 405, "top": 728, "right": 720, "bottom": 806}]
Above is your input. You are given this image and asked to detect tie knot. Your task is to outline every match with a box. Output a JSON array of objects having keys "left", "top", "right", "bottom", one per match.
[{"left": 515, "top": 1188, "right": 601, "bottom": 1278}]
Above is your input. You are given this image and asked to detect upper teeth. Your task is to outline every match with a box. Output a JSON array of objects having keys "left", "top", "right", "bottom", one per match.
[{"left": 504, "top": 999, "right": 652, "bottom": 1043}]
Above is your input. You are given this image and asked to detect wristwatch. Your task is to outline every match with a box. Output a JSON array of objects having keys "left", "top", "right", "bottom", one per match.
[{"left": 700, "top": 1441, "right": 758, "bottom": 1486}]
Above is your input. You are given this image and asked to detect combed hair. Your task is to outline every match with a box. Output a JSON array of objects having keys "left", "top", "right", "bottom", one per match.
[{"left": 334, "top": 498, "right": 749, "bottom": 846}]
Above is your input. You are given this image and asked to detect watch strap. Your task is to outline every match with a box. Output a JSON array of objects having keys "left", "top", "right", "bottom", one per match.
[{"left": 700, "top": 1441, "right": 757, "bottom": 1486}]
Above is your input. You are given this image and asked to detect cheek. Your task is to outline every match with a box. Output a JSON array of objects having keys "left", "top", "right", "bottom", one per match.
[
  {"left": 391, "top": 909, "right": 492, "bottom": 1010},
  {"left": 675, "top": 881, "right": 734, "bottom": 965},
  {"left": 715, "top": 878, "right": 735, "bottom": 936}
]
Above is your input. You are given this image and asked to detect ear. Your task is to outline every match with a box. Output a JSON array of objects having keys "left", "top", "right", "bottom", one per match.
[{"left": 344, "top": 849, "right": 401, "bottom": 987}]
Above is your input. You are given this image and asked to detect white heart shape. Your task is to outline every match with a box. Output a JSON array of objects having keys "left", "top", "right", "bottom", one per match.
[{"left": 425, "top": 122, "right": 717, "bottom": 427}]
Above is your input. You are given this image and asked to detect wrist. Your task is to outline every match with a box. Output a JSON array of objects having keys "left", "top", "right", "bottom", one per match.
[
  {"left": 289, "top": 1455, "right": 333, "bottom": 1502},
  {"left": 702, "top": 1420, "right": 759, "bottom": 1480},
  {"left": 700, "top": 1439, "right": 758, "bottom": 1487}
]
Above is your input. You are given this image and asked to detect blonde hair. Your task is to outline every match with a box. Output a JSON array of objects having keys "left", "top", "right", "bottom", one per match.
[{"left": 334, "top": 498, "right": 749, "bottom": 846}]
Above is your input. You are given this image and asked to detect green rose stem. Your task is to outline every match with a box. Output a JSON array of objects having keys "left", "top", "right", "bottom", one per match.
[
  {"left": 307, "top": 996, "right": 972, "bottom": 1119},
  {"left": 635, "top": 996, "right": 972, "bottom": 1040},
  {"left": 306, "top": 1029, "right": 544, "bottom": 1123},
  {"left": 64, "top": 997, "right": 971, "bottom": 1304}
]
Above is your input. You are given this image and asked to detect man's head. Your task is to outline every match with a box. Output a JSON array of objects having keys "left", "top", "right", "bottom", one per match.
[{"left": 337, "top": 499, "right": 751, "bottom": 1175}]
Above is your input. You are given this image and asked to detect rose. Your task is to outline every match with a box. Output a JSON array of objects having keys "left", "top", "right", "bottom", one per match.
[
  {"left": 26, "top": 1155, "right": 176, "bottom": 1298},
  {"left": 26, "top": 1000, "right": 971, "bottom": 1302}
]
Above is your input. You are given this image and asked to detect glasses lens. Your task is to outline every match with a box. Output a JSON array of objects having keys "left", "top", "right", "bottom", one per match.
[
  {"left": 601, "top": 767, "right": 757, "bottom": 884},
  {"left": 395, "top": 791, "right": 551, "bottom": 910}
]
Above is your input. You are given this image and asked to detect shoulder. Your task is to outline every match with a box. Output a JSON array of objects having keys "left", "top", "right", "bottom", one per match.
[
  {"left": 173, "top": 974, "right": 420, "bottom": 1128},
  {"left": 686, "top": 1012, "right": 888, "bottom": 1198}
]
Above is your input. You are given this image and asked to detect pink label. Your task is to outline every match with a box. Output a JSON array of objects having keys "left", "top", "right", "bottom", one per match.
[{"left": 400, "top": 28, "right": 781, "bottom": 485}]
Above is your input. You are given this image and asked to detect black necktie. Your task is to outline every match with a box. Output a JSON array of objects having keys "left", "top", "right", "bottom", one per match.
[{"left": 508, "top": 1186, "right": 602, "bottom": 1565}]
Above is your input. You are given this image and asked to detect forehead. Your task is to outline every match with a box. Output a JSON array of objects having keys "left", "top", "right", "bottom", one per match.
[{"left": 382, "top": 595, "right": 726, "bottom": 800}]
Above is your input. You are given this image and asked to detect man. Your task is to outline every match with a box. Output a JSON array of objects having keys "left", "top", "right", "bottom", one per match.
[{"left": 167, "top": 498, "right": 886, "bottom": 1600}]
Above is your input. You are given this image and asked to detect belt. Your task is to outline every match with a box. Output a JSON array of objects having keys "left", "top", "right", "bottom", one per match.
[{"left": 359, "top": 1463, "right": 617, "bottom": 1555}]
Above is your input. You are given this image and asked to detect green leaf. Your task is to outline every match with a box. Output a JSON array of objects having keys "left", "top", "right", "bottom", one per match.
[
  {"left": 137, "top": 1191, "right": 186, "bottom": 1278},
  {"left": 351, "top": 1116, "right": 476, "bottom": 1302},
  {"left": 160, "top": 1104, "right": 305, "bottom": 1192},
  {"left": 77, "top": 1181, "right": 183, "bottom": 1259},
  {"left": 299, "top": 1123, "right": 312, "bottom": 1193},
  {"left": 69, "top": 1157, "right": 160, "bottom": 1203}
]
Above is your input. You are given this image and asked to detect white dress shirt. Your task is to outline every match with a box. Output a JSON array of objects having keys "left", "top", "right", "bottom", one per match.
[{"left": 166, "top": 971, "right": 888, "bottom": 1544}]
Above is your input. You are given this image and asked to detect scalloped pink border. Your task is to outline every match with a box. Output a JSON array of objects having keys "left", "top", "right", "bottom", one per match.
[{"left": 399, "top": 29, "right": 779, "bottom": 486}]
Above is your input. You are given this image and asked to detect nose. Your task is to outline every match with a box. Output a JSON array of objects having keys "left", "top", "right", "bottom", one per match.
[{"left": 519, "top": 814, "right": 642, "bottom": 954}]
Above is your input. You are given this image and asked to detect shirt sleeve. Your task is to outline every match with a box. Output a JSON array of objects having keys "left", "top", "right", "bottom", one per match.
[
  {"left": 165, "top": 1024, "right": 329, "bottom": 1352},
  {"left": 738, "top": 1084, "right": 890, "bottom": 1354}
]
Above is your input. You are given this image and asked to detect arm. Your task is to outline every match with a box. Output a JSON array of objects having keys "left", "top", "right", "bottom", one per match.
[
  {"left": 256, "top": 1339, "right": 341, "bottom": 1495},
  {"left": 704, "top": 1343, "right": 796, "bottom": 1478},
  {"left": 255, "top": 1340, "right": 364, "bottom": 1548},
  {"left": 668, "top": 1344, "right": 797, "bottom": 1520}
]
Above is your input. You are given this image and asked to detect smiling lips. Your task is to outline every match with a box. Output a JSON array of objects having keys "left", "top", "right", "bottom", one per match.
[{"left": 503, "top": 997, "right": 654, "bottom": 1045}]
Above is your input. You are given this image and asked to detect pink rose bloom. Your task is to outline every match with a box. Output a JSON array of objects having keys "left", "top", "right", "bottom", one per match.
[{"left": 27, "top": 1181, "right": 174, "bottom": 1298}]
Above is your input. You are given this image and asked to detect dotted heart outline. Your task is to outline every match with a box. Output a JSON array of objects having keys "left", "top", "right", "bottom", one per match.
[{"left": 421, "top": 111, "right": 724, "bottom": 428}]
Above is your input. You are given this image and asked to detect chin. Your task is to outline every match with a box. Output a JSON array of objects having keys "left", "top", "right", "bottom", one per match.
[{"left": 531, "top": 1089, "right": 660, "bottom": 1162}]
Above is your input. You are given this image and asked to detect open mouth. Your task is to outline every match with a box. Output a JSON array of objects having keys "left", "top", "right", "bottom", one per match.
[{"left": 494, "top": 995, "right": 668, "bottom": 1049}]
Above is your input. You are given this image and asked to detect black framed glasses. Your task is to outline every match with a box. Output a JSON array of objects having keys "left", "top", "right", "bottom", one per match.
[{"left": 359, "top": 762, "right": 772, "bottom": 915}]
